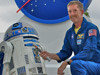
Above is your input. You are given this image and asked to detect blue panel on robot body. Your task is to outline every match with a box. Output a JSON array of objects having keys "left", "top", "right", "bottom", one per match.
[
  {"left": 23, "top": 39, "right": 39, "bottom": 43},
  {"left": 17, "top": 66, "right": 26, "bottom": 75}
]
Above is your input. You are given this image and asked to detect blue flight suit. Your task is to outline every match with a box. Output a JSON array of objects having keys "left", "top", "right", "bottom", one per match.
[{"left": 57, "top": 17, "right": 100, "bottom": 75}]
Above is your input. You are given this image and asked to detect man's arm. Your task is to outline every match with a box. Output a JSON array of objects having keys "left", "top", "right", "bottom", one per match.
[
  {"left": 57, "top": 59, "right": 72, "bottom": 75},
  {"left": 40, "top": 51, "right": 61, "bottom": 61}
]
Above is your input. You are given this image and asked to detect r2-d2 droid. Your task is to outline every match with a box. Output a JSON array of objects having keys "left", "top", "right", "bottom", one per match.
[{"left": 0, "top": 22, "right": 47, "bottom": 75}]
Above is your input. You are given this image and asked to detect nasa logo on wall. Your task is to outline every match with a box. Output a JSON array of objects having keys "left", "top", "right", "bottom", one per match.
[{"left": 15, "top": 0, "right": 92, "bottom": 24}]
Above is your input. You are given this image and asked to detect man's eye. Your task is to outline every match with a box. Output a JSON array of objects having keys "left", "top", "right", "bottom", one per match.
[
  {"left": 73, "top": 9, "right": 77, "bottom": 12},
  {"left": 68, "top": 11, "right": 71, "bottom": 13}
]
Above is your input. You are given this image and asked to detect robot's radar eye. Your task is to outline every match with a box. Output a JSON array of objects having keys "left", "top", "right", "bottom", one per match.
[
  {"left": 12, "top": 22, "right": 22, "bottom": 30},
  {"left": 13, "top": 23, "right": 19, "bottom": 27}
]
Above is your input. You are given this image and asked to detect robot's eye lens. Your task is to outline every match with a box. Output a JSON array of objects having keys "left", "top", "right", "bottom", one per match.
[
  {"left": 13, "top": 23, "right": 19, "bottom": 27},
  {"left": 23, "top": 27, "right": 28, "bottom": 32}
]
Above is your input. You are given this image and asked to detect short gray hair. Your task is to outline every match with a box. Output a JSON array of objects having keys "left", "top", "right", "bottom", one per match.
[{"left": 67, "top": 1, "right": 84, "bottom": 10}]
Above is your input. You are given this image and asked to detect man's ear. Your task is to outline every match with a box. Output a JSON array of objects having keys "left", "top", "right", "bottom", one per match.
[{"left": 81, "top": 10, "right": 84, "bottom": 15}]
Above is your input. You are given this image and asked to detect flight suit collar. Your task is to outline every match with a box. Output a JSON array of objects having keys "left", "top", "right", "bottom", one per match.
[{"left": 72, "top": 17, "right": 88, "bottom": 34}]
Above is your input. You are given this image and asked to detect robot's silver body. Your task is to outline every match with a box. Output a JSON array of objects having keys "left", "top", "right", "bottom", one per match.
[{"left": 0, "top": 22, "right": 47, "bottom": 75}]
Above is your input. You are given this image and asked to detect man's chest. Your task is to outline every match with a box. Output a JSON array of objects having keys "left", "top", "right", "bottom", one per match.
[{"left": 69, "top": 30, "right": 88, "bottom": 52}]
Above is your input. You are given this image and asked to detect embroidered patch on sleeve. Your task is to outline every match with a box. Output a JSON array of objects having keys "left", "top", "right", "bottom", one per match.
[{"left": 88, "top": 29, "right": 97, "bottom": 36}]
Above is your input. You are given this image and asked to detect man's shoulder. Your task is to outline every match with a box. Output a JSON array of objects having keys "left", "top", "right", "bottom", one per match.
[
  {"left": 67, "top": 27, "right": 73, "bottom": 33},
  {"left": 87, "top": 21, "right": 98, "bottom": 29}
]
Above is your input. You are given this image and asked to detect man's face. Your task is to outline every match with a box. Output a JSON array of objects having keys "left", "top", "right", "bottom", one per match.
[{"left": 68, "top": 4, "right": 83, "bottom": 24}]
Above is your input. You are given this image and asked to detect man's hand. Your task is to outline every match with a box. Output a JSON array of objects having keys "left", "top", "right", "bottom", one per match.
[
  {"left": 57, "top": 61, "right": 68, "bottom": 75},
  {"left": 40, "top": 51, "right": 61, "bottom": 61},
  {"left": 40, "top": 51, "right": 51, "bottom": 60}
]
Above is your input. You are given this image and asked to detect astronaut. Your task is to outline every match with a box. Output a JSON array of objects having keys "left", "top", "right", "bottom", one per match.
[{"left": 0, "top": 22, "right": 47, "bottom": 75}]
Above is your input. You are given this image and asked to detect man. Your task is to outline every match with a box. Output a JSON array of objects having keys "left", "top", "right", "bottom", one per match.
[{"left": 40, "top": 1, "right": 100, "bottom": 75}]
